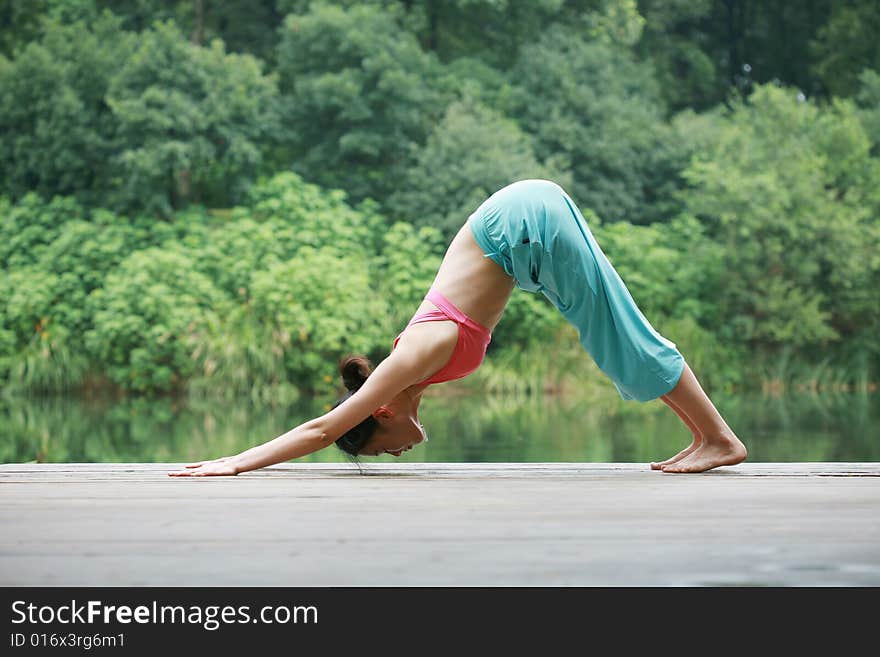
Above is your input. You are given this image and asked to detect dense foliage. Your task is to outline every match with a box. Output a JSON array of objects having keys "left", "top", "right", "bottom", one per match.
[{"left": 2, "top": 0, "right": 879, "bottom": 398}]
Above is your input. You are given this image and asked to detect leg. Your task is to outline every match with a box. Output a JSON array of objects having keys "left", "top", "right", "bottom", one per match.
[
  {"left": 650, "top": 395, "right": 703, "bottom": 470},
  {"left": 526, "top": 185, "right": 744, "bottom": 473},
  {"left": 658, "top": 361, "right": 747, "bottom": 473}
]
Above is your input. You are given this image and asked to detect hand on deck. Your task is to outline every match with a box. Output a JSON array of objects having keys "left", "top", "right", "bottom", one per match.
[{"left": 167, "top": 456, "right": 238, "bottom": 477}]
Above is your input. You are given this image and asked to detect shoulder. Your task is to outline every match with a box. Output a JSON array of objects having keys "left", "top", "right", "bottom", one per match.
[{"left": 317, "top": 326, "right": 456, "bottom": 440}]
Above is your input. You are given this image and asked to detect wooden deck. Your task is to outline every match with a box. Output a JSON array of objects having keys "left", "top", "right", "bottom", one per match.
[{"left": 2, "top": 462, "right": 878, "bottom": 586}]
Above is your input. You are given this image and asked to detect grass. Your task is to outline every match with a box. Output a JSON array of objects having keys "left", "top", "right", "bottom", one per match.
[
  {"left": 758, "top": 345, "right": 876, "bottom": 396},
  {"left": 5, "top": 334, "right": 91, "bottom": 393},
  {"left": 464, "top": 327, "right": 610, "bottom": 399},
  {"left": 1, "top": 315, "right": 876, "bottom": 402},
  {"left": 184, "top": 309, "right": 302, "bottom": 405}
]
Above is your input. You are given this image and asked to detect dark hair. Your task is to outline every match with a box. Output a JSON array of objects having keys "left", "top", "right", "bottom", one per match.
[{"left": 332, "top": 355, "right": 378, "bottom": 456}]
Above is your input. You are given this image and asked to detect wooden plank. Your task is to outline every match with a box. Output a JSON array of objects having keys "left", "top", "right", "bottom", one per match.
[
  {"left": 1, "top": 462, "right": 878, "bottom": 586},
  {"left": 2, "top": 462, "right": 879, "bottom": 476}
]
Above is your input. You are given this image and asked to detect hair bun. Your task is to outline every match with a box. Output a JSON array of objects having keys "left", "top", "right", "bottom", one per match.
[{"left": 339, "top": 355, "right": 373, "bottom": 392}]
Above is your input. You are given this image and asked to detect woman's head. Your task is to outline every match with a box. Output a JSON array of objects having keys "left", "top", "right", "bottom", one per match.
[
  {"left": 333, "top": 355, "right": 428, "bottom": 458},
  {"left": 333, "top": 356, "right": 378, "bottom": 456}
]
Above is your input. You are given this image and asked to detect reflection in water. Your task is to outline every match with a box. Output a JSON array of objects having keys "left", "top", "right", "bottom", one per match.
[{"left": 1, "top": 389, "right": 877, "bottom": 464}]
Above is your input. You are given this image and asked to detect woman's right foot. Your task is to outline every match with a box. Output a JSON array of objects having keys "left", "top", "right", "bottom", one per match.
[
  {"left": 661, "top": 432, "right": 747, "bottom": 473},
  {"left": 650, "top": 437, "right": 701, "bottom": 470}
]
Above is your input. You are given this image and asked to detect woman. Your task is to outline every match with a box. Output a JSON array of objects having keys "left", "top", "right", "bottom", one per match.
[{"left": 169, "top": 179, "right": 746, "bottom": 477}]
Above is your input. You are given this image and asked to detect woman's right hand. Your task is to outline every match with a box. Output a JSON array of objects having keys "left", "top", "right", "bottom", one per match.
[
  {"left": 182, "top": 456, "right": 233, "bottom": 469},
  {"left": 168, "top": 455, "right": 239, "bottom": 477}
]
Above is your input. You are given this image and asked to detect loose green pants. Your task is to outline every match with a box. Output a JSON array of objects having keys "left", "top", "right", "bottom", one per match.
[{"left": 468, "top": 179, "right": 684, "bottom": 401}]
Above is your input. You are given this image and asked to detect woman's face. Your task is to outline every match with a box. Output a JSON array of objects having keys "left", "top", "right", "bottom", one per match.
[{"left": 359, "top": 389, "right": 428, "bottom": 457}]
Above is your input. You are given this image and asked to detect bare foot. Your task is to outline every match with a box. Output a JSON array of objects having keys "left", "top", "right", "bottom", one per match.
[
  {"left": 661, "top": 433, "right": 747, "bottom": 473},
  {"left": 650, "top": 438, "right": 701, "bottom": 470}
]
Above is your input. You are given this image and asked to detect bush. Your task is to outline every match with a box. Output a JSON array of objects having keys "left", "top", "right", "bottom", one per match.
[
  {"left": 249, "top": 247, "right": 391, "bottom": 394},
  {"left": 85, "top": 247, "right": 230, "bottom": 393},
  {"left": 681, "top": 84, "right": 880, "bottom": 354}
]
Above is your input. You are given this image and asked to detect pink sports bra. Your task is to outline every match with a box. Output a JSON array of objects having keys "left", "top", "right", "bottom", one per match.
[{"left": 392, "top": 288, "right": 492, "bottom": 385}]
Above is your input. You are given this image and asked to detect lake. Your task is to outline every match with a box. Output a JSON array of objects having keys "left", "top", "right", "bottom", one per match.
[{"left": 2, "top": 387, "right": 877, "bottom": 465}]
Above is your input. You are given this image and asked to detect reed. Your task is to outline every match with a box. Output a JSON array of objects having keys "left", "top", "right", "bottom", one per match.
[
  {"left": 3, "top": 307, "right": 873, "bottom": 404},
  {"left": 184, "top": 307, "right": 301, "bottom": 405},
  {"left": 5, "top": 334, "right": 90, "bottom": 394},
  {"left": 466, "top": 327, "right": 611, "bottom": 401},
  {"left": 758, "top": 346, "right": 875, "bottom": 396}
]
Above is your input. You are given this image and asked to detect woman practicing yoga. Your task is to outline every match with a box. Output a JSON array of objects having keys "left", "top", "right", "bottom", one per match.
[{"left": 169, "top": 179, "right": 746, "bottom": 477}]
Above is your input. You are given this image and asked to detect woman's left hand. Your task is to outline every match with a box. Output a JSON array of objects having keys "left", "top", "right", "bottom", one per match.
[{"left": 167, "top": 458, "right": 239, "bottom": 477}]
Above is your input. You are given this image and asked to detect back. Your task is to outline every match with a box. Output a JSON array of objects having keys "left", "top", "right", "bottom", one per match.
[{"left": 417, "top": 215, "right": 516, "bottom": 333}]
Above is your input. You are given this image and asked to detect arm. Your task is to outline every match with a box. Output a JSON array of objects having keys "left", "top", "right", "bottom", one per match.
[{"left": 168, "top": 332, "right": 444, "bottom": 477}]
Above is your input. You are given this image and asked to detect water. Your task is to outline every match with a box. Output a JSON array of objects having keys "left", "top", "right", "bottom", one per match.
[{"left": 2, "top": 389, "right": 877, "bottom": 464}]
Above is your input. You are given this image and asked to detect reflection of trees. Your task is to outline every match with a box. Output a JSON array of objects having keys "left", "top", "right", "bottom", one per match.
[
  {"left": 420, "top": 392, "right": 619, "bottom": 462},
  {"left": 418, "top": 389, "right": 879, "bottom": 463},
  {"left": 0, "top": 394, "right": 343, "bottom": 464},
  {"left": 0, "top": 391, "right": 876, "bottom": 464},
  {"left": 706, "top": 391, "right": 877, "bottom": 462}
]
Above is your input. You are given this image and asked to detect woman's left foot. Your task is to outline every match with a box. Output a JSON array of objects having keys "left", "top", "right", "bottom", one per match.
[
  {"left": 650, "top": 438, "right": 700, "bottom": 470},
  {"left": 660, "top": 433, "right": 747, "bottom": 473}
]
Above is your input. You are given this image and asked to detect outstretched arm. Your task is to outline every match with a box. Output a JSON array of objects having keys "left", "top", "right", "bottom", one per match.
[{"left": 167, "top": 338, "right": 441, "bottom": 477}]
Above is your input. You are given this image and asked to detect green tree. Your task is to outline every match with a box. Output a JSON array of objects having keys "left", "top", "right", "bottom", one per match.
[
  {"left": 0, "top": 12, "right": 134, "bottom": 207},
  {"left": 188, "top": 172, "right": 385, "bottom": 300},
  {"left": 0, "top": 0, "right": 51, "bottom": 57},
  {"left": 0, "top": 0, "right": 105, "bottom": 56},
  {"left": 248, "top": 247, "right": 392, "bottom": 394},
  {"left": 0, "top": 194, "right": 157, "bottom": 390},
  {"left": 275, "top": 1, "right": 453, "bottom": 204},
  {"left": 107, "top": 19, "right": 281, "bottom": 215},
  {"left": 636, "top": 0, "right": 720, "bottom": 111},
  {"left": 391, "top": 0, "right": 570, "bottom": 66},
  {"left": 711, "top": 0, "right": 833, "bottom": 98},
  {"left": 510, "top": 23, "right": 686, "bottom": 225},
  {"left": 856, "top": 69, "right": 880, "bottom": 152},
  {"left": 680, "top": 84, "right": 880, "bottom": 356},
  {"left": 593, "top": 214, "right": 723, "bottom": 324},
  {"left": 182, "top": 172, "right": 391, "bottom": 396},
  {"left": 98, "top": 0, "right": 285, "bottom": 62},
  {"left": 84, "top": 247, "right": 230, "bottom": 393},
  {"left": 812, "top": 0, "right": 880, "bottom": 97},
  {"left": 386, "top": 98, "right": 571, "bottom": 241},
  {"left": 0, "top": 194, "right": 86, "bottom": 269}
]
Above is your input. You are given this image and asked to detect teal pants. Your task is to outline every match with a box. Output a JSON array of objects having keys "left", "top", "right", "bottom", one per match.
[{"left": 468, "top": 179, "right": 684, "bottom": 402}]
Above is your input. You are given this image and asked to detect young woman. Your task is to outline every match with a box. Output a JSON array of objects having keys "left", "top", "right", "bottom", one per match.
[{"left": 169, "top": 179, "right": 746, "bottom": 477}]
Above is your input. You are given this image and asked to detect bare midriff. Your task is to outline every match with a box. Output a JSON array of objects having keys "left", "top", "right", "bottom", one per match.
[{"left": 411, "top": 220, "right": 515, "bottom": 332}]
